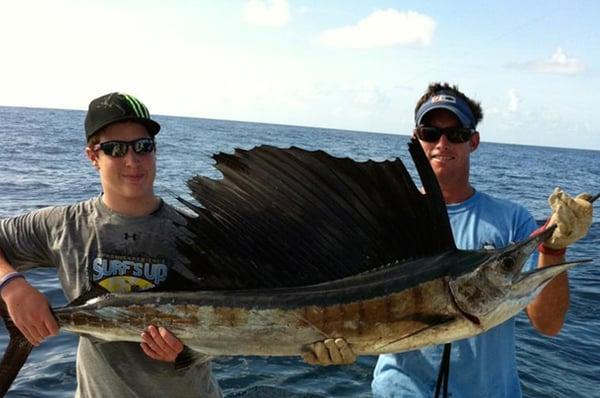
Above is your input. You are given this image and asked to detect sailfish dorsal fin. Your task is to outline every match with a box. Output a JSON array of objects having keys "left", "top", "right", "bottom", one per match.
[{"left": 176, "top": 137, "right": 456, "bottom": 290}]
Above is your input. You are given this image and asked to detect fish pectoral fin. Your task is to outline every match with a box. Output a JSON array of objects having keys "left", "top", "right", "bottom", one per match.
[
  {"left": 174, "top": 347, "right": 212, "bottom": 371},
  {"left": 67, "top": 284, "right": 111, "bottom": 307},
  {"left": 374, "top": 316, "right": 456, "bottom": 352}
]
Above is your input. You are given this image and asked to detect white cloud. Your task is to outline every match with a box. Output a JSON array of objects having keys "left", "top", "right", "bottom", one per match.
[
  {"left": 534, "top": 48, "right": 585, "bottom": 75},
  {"left": 351, "top": 81, "right": 389, "bottom": 107},
  {"left": 486, "top": 107, "right": 501, "bottom": 116},
  {"left": 508, "top": 88, "right": 519, "bottom": 112},
  {"left": 243, "top": 0, "right": 290, "bottom": 27},
  {"left": 319, "top": 9, "right": 435, "bottom": 49}
]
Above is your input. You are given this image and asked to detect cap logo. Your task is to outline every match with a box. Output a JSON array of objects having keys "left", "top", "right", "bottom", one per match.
[
  {"left": 119, "top": 93, "right": 150, "bottom": 118},
  {"left": 431, "top": 94, "right": 456, "bottom": 104}
]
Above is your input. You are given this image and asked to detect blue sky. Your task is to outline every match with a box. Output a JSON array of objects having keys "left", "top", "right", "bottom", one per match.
[{"left": 0, "top": 0, "right": 599, "bottom": 150}]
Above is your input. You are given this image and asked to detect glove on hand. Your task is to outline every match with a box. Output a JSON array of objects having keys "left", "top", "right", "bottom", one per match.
[
  {"left": 301, "top": 338, "right": 357, "bottom": 366},
  {"left": 545, "top": 188, "right": 593, "bottom": 250}
]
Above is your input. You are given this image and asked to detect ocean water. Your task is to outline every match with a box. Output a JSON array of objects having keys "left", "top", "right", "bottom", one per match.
[{"left": 0, "top": 106, "right": 599, "bottom": 397}]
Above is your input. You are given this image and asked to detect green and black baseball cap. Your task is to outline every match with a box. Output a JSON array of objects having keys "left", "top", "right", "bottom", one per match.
[{"left": 84, "top": 92, "right": 161, "bottom": 140}]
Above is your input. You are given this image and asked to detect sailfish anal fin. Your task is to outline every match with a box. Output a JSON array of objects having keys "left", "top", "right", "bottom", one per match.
[
  {"left": 0, "top": 299, "right": 34, "bottom": 397},
  {"left": 176, "top": 137, "right": 456, "bottom": 290}
]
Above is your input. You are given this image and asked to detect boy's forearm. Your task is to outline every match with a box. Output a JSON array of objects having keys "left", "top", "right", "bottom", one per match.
[
  {"left": 0, "top": 247, "right": 26, "bottom": 298},
  {"left": 0, "top": 246, "right": 18, "bottom": 276},
  {"left": 526, "top": 252, "right": 569, "bottom": 336}
]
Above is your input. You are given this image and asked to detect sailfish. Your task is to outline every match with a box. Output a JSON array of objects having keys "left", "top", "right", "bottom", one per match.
[{"left": 0, "top": 138, "right": 588, "bottom": 397}]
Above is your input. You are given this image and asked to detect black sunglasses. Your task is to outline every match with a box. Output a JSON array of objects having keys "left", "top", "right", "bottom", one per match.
[
  {"left": 414, "top": 126, "right": 475, "bottom": 144},
  {"left": 94, "top": 138, "right": 155, "bottom": 157}
]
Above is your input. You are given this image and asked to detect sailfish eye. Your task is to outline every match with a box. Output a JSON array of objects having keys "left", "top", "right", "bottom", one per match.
[{"left": 501, "top": 256, "right": 515, "bottom": 271}]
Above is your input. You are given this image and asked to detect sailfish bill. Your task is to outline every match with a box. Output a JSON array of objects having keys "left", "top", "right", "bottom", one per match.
[{"left": 0, "top": 138, "right": 590, "bottom": 396}]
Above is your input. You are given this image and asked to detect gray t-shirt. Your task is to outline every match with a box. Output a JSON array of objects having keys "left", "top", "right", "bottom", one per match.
[{"left": 0, "top": 196, "right": 222, "bottom": 398}]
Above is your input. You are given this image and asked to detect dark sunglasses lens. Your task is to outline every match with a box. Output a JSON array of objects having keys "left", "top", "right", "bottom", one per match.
[
  {"left": 416, "top": 127, "right": 472, "bottom": 143},
  {"left": 99, "top": 139, "right": 154, "bottom": 157},
  {"left": 416, "top": 127, "right": 442, "bottom": 142},
  {"left": 446, "top": 129, "right": 472, "bottom": 143},
  {"left": 133, "top": 139, "right": 155, "bottom": 154},
  {"left": 100, "top": 142, "right": 128, "bottom": 157}
]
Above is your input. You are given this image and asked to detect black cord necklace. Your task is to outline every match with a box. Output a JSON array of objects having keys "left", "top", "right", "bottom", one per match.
[{"left": 434, "top": 343, "right": 452, "bottom": 398}]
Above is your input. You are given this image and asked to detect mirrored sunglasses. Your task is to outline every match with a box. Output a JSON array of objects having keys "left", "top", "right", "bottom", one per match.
[
  {"left": 414, "top": 126, "right": 475, "bottom": 144},
  {"left": 94, "top": 138, "right": 155, "bottom": 157}
]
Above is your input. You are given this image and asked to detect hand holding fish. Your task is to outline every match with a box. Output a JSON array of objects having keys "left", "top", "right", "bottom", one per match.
[
  {"left": 544, "top": 188, "right": 593, "bottom": 250},
  {"left": 301, "top": 338, "right": 356, "bottom": 366},
  {"left": 140, "top": 325, "right": 184, "bottom": 362},
  {"left": 0, "top": 278, "right": 58, "bottom": 346}
]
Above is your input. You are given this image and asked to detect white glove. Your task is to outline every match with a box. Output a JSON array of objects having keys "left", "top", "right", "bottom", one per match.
[
  {"left": 545, "top": 188, "right": 593, "bottom": 250},
  {"left": 301, "top": 338, "right": 357, "bottom": 366}
]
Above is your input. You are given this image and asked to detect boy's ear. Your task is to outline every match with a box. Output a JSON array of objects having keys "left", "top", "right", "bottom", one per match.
[
  {"left": 85, "top": 147, "right": 100, "bottom": 170},
  {"left": 469, "top": 131, "right": 480, "bottom": 152}
]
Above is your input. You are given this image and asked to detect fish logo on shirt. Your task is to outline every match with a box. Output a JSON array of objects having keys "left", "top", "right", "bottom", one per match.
[{"left": 91, "top": 254, "right": 168, "bottom": 293}]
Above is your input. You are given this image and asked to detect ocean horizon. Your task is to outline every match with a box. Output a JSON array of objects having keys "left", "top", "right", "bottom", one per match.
[{"left": 0, "top": 104, "right": 596, "bottom": 153}]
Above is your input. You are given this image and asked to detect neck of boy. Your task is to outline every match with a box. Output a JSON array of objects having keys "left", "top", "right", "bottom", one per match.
[
  {"left": 440, "top": 183, "right": 475, "bottom": 205},
  {"left": 101, "top": 194, "right": 162, "bottom": 217}
]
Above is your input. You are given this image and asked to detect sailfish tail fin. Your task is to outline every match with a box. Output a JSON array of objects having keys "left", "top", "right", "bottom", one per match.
[{"left": 0, "top": 299, "right": 34, "bottom": 397}]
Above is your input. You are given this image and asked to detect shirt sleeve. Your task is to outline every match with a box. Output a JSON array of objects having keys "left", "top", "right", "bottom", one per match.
[{"left": 0, "top": 207, "right": 62, "bottom": 271}]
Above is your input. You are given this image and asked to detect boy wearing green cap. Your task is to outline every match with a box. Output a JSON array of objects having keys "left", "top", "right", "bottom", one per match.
[{"left": 0, "top": 93, "right": 222, "bottom": 397}]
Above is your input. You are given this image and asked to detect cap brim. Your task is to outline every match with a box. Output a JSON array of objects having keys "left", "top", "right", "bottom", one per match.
[
  {"left": 416, "top": 103, "right": 472, "bottom": 129},
  {"left": 86, "top": 116, "right": 161, "bottom": 139}
]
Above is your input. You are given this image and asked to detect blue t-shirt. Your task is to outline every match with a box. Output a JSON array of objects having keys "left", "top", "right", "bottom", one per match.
[{"left": 372, "top": 191, "right": 538, "bottom": 398}]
